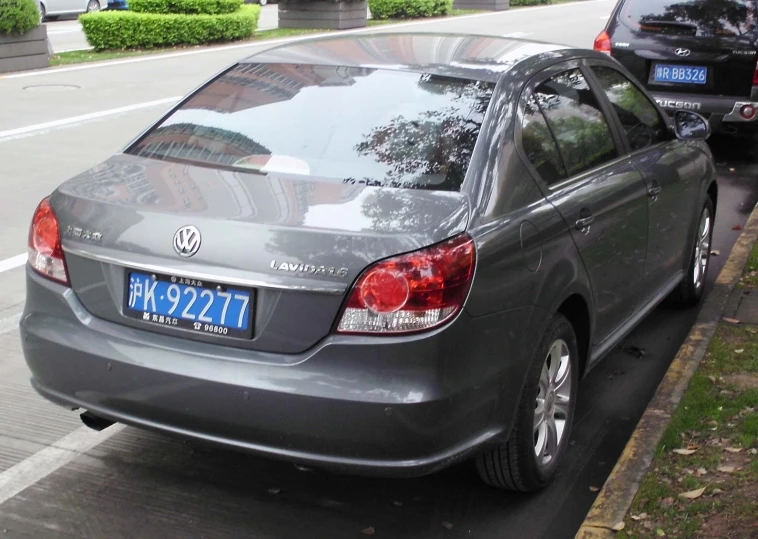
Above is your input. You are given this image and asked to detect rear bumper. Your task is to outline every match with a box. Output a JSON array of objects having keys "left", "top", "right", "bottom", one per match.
[
  {"left": 651, "top": 92, "right": 758, "bottom": 134},
  {"left": 20, "top": 268, "right": 531, "bottom": 477}
]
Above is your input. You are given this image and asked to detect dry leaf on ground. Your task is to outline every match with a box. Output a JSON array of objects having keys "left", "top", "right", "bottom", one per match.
[
  {"left": 679, "top": 487, "right": 706, "bottom": 499},
  {"left": 673, "top": 448, "right": 697, "bottom": 455}
]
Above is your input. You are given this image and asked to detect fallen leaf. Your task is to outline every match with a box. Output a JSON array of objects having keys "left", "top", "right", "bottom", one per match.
[
  {"left": 724, "top": 318, "right": 741, "bottom": 324},
  {"left": 730, "top": 167, "right": 736, "bottom": 172},
  {"left": 749, "top": 448, "right": 757, "bottom": 455},
  {"left": 362, "top": 527, "right": 376, "bottom": 536},
  {"left": 733, "top": 224, "right": 743, "bottom": 230},
  {"left": 661, "top": 497, "right": 675, "bottom": 508},
  {"left": 656, "top": 529, "right": 666, "bottom": 536},
  {"left": 392, "top": 500, "right": 403, "bottom": 507},
  {"left": 696, "top": 467, "right": 708, "bottom": 477},
  {"left": 612, "top": 522, "right": 625, "bottom": 531},
  {"left": 711, "top": 250, "right": 721, "bottom": 256},
  {"left": 441, "top": 522, "right": 453, "bottom": 530},
  {"left": 631, "top": 513, "right": 649, "bottom": 521},
  {"left": 725, "top": 447, "right": 743, "bottom": 453},
  {"left": 267, "top": 488, "right": 281, "bottom": 495},
  {"left": 735, "top": 349, "right": 745, "bottom": 354},
  {"left": 673, "top": 448, "right": 697, "bottom": 455},
  {"left": 713, "top": 488, "right": 724, "bottom": 494},
  {"left": 717, "top": 466, "right": 737, "bottom": 473},
  {"left": 679, "top": 487, "right": 706, "bottom": 499},
  {"left": 589, "top": 486, "right": 600, "bottom": 492},
  {"left": 709, "top": 375, "right": 718, "bottom": 383}
]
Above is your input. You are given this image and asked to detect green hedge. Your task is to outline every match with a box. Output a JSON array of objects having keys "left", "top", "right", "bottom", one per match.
[
  {"left": 510, "top": 0, "right": 550, "bottom": 5},
  {"left": 80, "top": 5, "right": 259, "bottom": 50},
  {"left": 368, "top": 0, "right": 452, "bottom": 19},
  {"left": 129, "top": 0, "right": 242, "bottom": 15},
  {"left": 0, "top": 0, "right": 40, "bottom": 36}
]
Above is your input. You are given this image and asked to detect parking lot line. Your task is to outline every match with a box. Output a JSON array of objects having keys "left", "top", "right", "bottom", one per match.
[
  {"left": 0, "top": 255, "right": 26, "bottom": 274},
  {"left": 0, "top": 96, "right": 181, "bottom": 142},
  {"left": 0, "top": 425, "right": 125, "bottom": 507}
]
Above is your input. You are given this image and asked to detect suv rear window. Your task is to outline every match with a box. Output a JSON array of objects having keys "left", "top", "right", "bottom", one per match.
[
  {"left": 620, "top": 0, "right": 758, "bottom": 36},
  {"left": 126, "top": 63, "right": 495, "bottom": 192}
]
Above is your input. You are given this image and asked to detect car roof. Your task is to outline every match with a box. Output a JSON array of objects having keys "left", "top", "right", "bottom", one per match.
[{"left": 242, "top": 32, "right": 588, "bottom": 83}]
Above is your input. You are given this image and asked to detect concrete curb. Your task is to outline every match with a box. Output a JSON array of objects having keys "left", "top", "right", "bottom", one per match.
[{"left": 575, "top": 198, "right": 758, "bottom": 538}]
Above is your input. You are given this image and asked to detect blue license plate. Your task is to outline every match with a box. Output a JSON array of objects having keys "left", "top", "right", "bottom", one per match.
[
  {"left": 652, "top": 64, "right": 708, "bottom": 85},
  {"left": 124, "top": 271, "right": 253, "bottom": 339}
]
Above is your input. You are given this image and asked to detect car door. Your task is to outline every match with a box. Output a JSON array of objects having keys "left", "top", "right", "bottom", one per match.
[
  {"left": 518, "top": 62, "right": 650, "bottom": 345},
  {"left": 587, "top": 62, "right": 702, "bottom": 298}
]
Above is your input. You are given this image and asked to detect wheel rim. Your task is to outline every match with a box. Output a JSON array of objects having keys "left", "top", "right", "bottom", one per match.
[
  {"left": 87, "top": 0, "right": 99, "bottom": 11},
  {"left": 534, "top": 338, "right": 572, "bottom": 468},
  {"left": 692, "top": 206, "right": 712, "bottom": 290}
]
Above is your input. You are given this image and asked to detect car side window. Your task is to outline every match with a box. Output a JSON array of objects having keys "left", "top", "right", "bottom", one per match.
[
  {"left": 534, "top": 69, "right": 618, "bottom": 178},
  {"left": 521, "top": 94, "right": 567, "bottom": 186},
  {"left": 591, "top": 66, "right": 669, "bottom": 151}
]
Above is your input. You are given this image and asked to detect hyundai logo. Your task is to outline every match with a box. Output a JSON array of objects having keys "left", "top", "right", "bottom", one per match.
[
  {"left": 173, "top": 225, "right": 202, "bottom": 257},
  {"left": 675, "top": 48, "right": 691, "bottom": 57}
]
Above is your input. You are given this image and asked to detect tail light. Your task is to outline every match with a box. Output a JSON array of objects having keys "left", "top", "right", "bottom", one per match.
[
  {"left": 337, "top": 234, "right": 476, "bottom": 335},
  {"left": 28, "top": 198, "right": 69, "bottom": 285},
  {"left": 753, "top": 60, "right": 758, "bottom": 85},
  {"left": 594, "top": 31, "right": 612, "bottom": 54}
]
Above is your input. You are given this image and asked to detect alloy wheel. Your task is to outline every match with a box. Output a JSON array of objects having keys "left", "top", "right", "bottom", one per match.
[
  {"left": 534, "top": 338, "right": 572, "bottom": 468},
  {"left": 693, "top": 206, "right": 712, "bottom": 290}
]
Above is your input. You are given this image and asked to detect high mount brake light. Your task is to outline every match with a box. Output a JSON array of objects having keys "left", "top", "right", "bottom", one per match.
[
  {"left": 28, "top": 198, "right": 69, "bottom": 285},
  {"left": 337, "top": 234, "right": 476, "bottom": 335}
]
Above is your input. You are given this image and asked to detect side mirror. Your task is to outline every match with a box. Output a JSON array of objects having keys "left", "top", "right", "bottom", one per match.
[{"left": 673, "top": 110, "right": 711, "bottom": 141}]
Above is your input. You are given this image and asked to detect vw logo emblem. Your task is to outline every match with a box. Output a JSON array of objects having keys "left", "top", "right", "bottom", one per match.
[
  {"left": 173, "top": 225, "right": 201, "bottom": 257},
  {"left": 675, "top": 48, "right": 691, "bottom": 57}
]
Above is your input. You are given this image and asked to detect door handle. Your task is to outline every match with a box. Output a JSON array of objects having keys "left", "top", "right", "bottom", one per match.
[{"left": 575, "top": 213, "right": 595, "bottom": 233}]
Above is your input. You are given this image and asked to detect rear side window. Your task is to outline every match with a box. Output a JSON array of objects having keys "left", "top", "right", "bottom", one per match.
[
  {"left": 592, "top": 66, "right": 670, "bottom": 151},
  {"left": 620, "top": 0, "right": 758, "bottom": 36},
  {"left": 532, "top": 69, "right": 618, "bottom": 178},
  {"left": 521, "top": 95, "right": 567, "bottom": 185},
  {"left": 126, "top": 63, "right": 495, "bottom": 191}
]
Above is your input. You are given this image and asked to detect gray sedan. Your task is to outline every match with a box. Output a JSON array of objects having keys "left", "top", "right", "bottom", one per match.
[{"left": 21, "top": 32, "right": 717, "bottom": 492}]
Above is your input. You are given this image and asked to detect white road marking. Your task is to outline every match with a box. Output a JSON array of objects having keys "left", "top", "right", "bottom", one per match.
[
  {"left": 0, "top": 425, "right": 125, "bottom": 506},
  {"left": 0, "top": 96, "right": 181, "bottom": 142},
  {"left": 0, "top": 254, "right": 26, "bottom": 274},
  {"left": 1, "top": 0, "right": 612, "bottom": 80},
  {"left": 46, "top": 29, "right": 82, "bottom": 35}
]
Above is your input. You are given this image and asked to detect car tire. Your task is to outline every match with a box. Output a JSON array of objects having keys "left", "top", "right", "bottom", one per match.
[
  {"left": 670, "top": 197, "right": 715, "bottom": 308},
  {"left": 86, "top": 0, "right": 100, "bottom": 11},
  {"left": 39, "top": 3, "right": 46, "bottom": 22},
  {"left": 259, "top": 0, "right": 267, "bottom": 4},
  {"left": 475, "top": 313, "right": 579, "bottom": 492}
]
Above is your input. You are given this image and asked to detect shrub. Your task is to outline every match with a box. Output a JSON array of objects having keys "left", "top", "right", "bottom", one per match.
[
  {"left": 0, "top": 0, "right": 40, "bottom": 36},
  {"left": 129, "top": 0, "right": 242, "bottom": 15},
  {"left": 510, "top": 0, "right": 550, "bottom": 5},
  {"left": 80, "top": 5, "right": 259, "bottom": 50},
  {"left": 368, "top": 0, "right": 452, "bottom": 19}
]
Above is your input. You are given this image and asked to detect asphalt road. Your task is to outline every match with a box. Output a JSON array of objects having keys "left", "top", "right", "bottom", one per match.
[
  {"left": 1, "top": 3, "right": 757, "bottom": 538},
  {"left": 45, "top": 3, "right": 281, "bottom": 52}
]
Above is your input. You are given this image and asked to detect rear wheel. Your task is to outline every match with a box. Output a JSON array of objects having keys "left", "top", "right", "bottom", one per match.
[
  {"left": 475, "top": 314, "right": 579, "bottom": 492},
  {"left": 86, "top": 0, "right": 100, "bottom": 12},
  {"left": 670, "top": 197, "right": 714, "bottom": 307}
]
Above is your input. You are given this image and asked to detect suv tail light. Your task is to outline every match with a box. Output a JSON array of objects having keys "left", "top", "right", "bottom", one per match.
[
  {"left": 753, "top": 60, "right": 758, "bottom": 85},
  {"left": 594, "top": 31, "right": 612, "bottom": 54},
  {"left": 28, "top": 198, "right": 69, "bottom": 285},
  {"left": 337, "top": 234, "right": 476, "bottom": 334}
]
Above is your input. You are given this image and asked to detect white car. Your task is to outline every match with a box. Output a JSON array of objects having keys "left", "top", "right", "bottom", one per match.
[{"left": 38, "top": 0, "right": 108, "bottom": 20}]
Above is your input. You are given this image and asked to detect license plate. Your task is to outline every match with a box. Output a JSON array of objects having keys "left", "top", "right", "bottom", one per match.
[
  {"left": 652, "top": 64, "right": 708, "bottom": 85},
  {"left": 124, "top": 271, "right": 253, "bottom": 339}
]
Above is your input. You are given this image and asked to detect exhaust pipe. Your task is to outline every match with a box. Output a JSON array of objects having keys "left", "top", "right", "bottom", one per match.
[{"left": 80, "top": 411, "right": 115, "bottom": 431}]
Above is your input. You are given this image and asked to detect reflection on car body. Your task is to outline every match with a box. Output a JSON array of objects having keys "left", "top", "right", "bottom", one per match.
[{"left": 21, "top": 33, "right": 718, "bottom": 493}]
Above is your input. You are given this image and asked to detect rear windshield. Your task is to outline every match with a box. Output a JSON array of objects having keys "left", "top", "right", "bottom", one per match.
[
  {"left": 620, "top": 0, "right": 758, "bottom": 36},
  {"left": 126, "top": 63, "right": 495, "bottom": 191}
]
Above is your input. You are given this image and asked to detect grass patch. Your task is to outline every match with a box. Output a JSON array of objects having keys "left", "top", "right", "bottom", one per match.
[
  {"left": 618, "top": 320, "right": 758, "bottom": 538},
  {"left": 50, "top": 27, "right": 328, "bottom": 66},
  {"left": 740, "top": 240, "right": 758, "bottom": 288}
]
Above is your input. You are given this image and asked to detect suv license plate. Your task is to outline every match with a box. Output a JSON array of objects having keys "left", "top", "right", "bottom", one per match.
[
  {"left": 124, "top": 271, "right": 253, "bottom": 339},
  {"left": 652, "top": 64, "right": 708, "bottom": 85}
]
